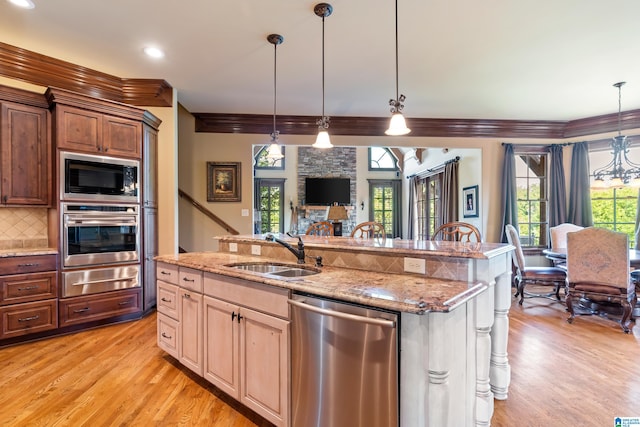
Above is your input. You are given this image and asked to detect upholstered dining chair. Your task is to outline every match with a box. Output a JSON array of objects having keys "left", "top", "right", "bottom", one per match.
[
  {"left": 433, "top": 221, "right": 481, "bottom": 242},
  {"left": 505, "top": 224, "right": 567, "bottom": 305},
  {"left": 566, "top": 227, "right": 636, "bottom": 333},
  {"left": 305, "top": 221, "right": 333, "bottom": 236},
  {"left": 550, "top": 223, "right": 584, "bottom": 250},
  {"left": 350, "top": 221, "right": 386, "bottom": 240}
]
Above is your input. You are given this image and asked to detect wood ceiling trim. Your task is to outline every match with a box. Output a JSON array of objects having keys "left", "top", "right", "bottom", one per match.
[
  {"left": 193, "top": 109, "right": 640, "bottom": 139},
  {"left": 0, "top": 42, "right": 172, "bottom": 107}
]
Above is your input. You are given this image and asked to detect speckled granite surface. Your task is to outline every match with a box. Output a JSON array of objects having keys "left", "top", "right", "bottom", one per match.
[
  {"left": 217, "top": 234, "right": 513, "bottom": 259},
  {"left": 155, "top": 251, "right": 488, "bottom": 314},
  {"left": 0, "top": 248, "right": 57, "bottom": 258}
]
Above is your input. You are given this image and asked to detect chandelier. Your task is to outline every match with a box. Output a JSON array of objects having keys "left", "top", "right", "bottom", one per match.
[{"left": 592, "top": 82, "right": 640, "bottom": 189}]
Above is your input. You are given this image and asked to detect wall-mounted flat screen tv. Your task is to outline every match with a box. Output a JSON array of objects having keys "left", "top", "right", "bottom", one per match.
[{"left": 305, "top": 177, "right": 350, "bottom": 205}]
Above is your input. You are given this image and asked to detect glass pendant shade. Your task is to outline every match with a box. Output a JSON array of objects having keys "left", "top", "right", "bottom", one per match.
[
  {"left": 313, "top": 129, "right": 333, "bottom": 149},
  {"left": 385, "top": 112, "right": 411, "bottom": 136},
  {"left": 266, "top": 139, "right": 284, "bottom": 160}
]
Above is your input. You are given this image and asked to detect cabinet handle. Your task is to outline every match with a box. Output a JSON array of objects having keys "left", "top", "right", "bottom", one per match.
[
  {"left": 160, "top": 271, "right": 171, "bottom": 275},
  {"left": 183, "top": 293, "right": 191, "bottom": 299},
  {"left": 17, "top": 263, "right": 39, "bottom": 268},
  {"left": 73, "top": 307, "right": 91, "bottom": 313},
  {"left": 118, "top": 301, "right": 131, "bottom": 306},
  {"left": 182, "top": 277, "right": 195, "bottom": 282},
  {"left": 231, "top": 311, "right": 237, "bottom": 322},
  {"left": 18, "top": 315, "right": 40, "bottom": 322},
  {"left": 161, "top": 332, "right": 172, "bottom": 339},
  {"left": 161, "top": 297, "right": 172, "bottom": 303},
  {"left": 18, "top": 285, "right": 39, "bottom": 291}
]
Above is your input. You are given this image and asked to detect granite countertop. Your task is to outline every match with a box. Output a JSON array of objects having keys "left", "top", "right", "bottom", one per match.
[
  {"left": 217, "top": 234, "right": 514, "bottom": 260},
  {"left": 0, "top": 248, "right": 58, "bottom": 258},
  {"left": 155, "top": 252, "right": 488, "bottom": 314}
]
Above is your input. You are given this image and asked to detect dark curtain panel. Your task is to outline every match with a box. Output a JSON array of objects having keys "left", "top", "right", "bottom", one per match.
[
  {"left": 407, "top": 176, "right": 418, "bottom": 239},
  {"left": 548, "top": 144, "right": 567, "bottom": 227},
  {"left": 439, "top": 161, "right": 458, "bottom": 225},
  {"left": 567, "top": 142, "right": 593, "bottom": 226},
  {"left": 499, "top": 144, "right": 518, "bottom": 243}
]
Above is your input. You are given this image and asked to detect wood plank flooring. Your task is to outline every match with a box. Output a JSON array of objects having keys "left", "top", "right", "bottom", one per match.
[{"left": 0, "top": 290, "right": 639, "bottom": 426}]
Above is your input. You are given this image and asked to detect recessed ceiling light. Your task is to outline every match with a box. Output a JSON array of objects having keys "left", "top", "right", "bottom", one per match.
[
  {"left": 143, "top": 46, "right": 165, "bottom": 59},
  {"left": 7, "top": 0, "right": 35, "bottom": 9}
]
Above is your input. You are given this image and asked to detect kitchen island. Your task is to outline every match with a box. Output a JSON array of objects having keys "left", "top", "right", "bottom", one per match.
[{"left": 156, "top": 234, "right": 513, "bottom": 426}]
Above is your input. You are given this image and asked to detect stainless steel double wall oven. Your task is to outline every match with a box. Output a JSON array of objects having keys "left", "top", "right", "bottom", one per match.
[{"left": 59, "top": 151, "right": 141, "bottom": 297}]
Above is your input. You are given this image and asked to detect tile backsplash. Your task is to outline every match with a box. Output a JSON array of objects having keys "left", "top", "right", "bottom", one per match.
[{"left": 0, "top": 208, "right": 49, "bottom": 249}]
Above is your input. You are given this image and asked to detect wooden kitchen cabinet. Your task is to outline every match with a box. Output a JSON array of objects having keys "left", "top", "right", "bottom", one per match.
[
  {"left": 157, "top": 263, "right": 180, "bottom": 358},
  {"left": 179, "top": 285, "right": 203, "bottom": 376},
  {"left": 58, "top": 288, "right": 141, "bottom": 327},
  {"left": 0, "top": 101, "right": 51, "bottom": 206},
  {"left": 55, "top": 104, "right": 141, "bottom": 158},
  {"left": 0, "top": 254, "right": 58, "bottom": 340},
  {"left": 203, "top": 273, "right": 290, "bottom": 427}
]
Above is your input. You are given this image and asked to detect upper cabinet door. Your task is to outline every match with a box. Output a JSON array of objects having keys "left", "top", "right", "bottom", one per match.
[
  {"left": 103, "top": 115, "right": 141, "bottom": 158},
  {"left": 0, "top": 102, "right": 51, "bottom": 206},
  {"left": 55, "top": 105, "right": 102, "bottom": 153}
]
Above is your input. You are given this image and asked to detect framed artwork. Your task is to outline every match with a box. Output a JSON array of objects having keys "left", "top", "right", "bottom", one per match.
[
  {"left": 463, "top": 185, "right": 479, "bottom": 218},
  {"left": 207, "top": 162, "right": 241, "bottom": 202}
]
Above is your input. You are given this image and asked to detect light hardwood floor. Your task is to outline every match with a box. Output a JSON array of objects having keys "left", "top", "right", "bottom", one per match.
[{"left": 1, "top": 290, "right": 639, "bottom": 426}]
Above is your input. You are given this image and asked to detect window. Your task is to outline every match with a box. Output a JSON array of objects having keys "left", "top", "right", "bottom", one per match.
[
  {"left": 254, "top": 145, "right": 285, "bottom": 170},
  {"left": 589, "top": 145, "right": 639, "bottom": 244},
  {"left": 369, "top": 147, "right": 399, "bottom": 171},
  {"left": 254, "top": 179, "right": 285, "bottom": 233},
  {"left": 415, "top": 174, "right": 441, "bottom": 240},
  {"left": 369, "top": 180, "right": 402, "bottom": 238},
  {"left": 514, "top": 152, "right": 548, "bottom": 247}
]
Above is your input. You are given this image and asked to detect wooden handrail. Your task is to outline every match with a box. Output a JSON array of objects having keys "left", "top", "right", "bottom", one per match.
[{"left": 178, "top": 189, "right": 240, "bottom": 235}]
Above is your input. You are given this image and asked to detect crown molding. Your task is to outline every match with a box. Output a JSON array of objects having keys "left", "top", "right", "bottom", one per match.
[
  {"left": 193, "top": 111, "right": 640, "bottom": 139},
  {"left": 0, "top": 42, "right": 172, "bottom": 107}
]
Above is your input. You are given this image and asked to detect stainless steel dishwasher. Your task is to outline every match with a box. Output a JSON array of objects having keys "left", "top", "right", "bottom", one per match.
[{"left": 289, "top": 293, "right": 399, "bottom": 427}]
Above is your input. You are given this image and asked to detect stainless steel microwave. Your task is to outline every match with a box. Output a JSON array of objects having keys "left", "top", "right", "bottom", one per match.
[{"left": 60, "top": 151, "right": 140, "bottom": 203}]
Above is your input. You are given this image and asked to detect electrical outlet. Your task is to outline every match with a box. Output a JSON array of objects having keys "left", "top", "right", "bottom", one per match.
[
  {"left": 229, "top": 243, "right": 238, "bottom": 252},
  {"left": 251, "top": 245, "right": 261, "bottom": 256},
  {"left": 404, "top": 257, "right": 426, "bottom": 274},
  {"left": 241, "top": 209, "right": 249, "bottom": 217}
]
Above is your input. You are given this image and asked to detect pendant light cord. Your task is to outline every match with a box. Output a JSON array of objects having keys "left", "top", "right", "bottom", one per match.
[
  {"left": 321, "top": 14, "right": 326, "bottom": 119},
  {"left": 273, "top": 41, "right": 277, "bottom": 136},
  {"left": 617, "top": 83, "right": 622, "bottom": 137},
  {"left": 394, "top": 0, "right": 399, "bottom": 102}
]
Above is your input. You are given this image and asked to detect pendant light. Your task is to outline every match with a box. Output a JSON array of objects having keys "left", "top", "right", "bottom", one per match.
[
  {"left": 312, "top": 3, "right": 333, "bottom": 149},
  {"left": 385, "top": 0, "right": 410, "bottom": 136},
  {"left": 266, "top": 34, "right": 285, "bottom": 161}
]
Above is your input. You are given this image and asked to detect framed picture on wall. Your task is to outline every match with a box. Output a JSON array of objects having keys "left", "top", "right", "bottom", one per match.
[
  {"left": 207, "top": 162, "right": 241, "bottom": 202},
  {"left": 463, "top": 185, "right": 479, "bottom": 218}
]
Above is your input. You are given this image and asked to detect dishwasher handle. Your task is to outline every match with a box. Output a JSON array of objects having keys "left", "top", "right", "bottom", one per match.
[{"left": 288, "top": 298, "right": 396, "bottom": 328}]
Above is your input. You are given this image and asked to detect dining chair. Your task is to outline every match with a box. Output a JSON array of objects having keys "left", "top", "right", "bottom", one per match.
[
  {"left": 350, "top": 221, "right": 386, "bottom": 239},
  {"left": 550, "top": 223, "right": 584, "bottom": 250},
  {"left": 433, "top": 221, "right": 481, "bottom": 242},
  {"left": 505, "top": 224, "right": 567, "bottom": 305},
  {"left": 566, "top": 227, "right": 636, "bottom": 333},
  {"left": 305, "top": 221, "right": 333, "bottom": 236}
]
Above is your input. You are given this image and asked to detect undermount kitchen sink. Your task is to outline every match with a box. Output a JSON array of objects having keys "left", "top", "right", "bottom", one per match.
[{"left": 225, "top": 263, "right": 320, "bottom": 278}]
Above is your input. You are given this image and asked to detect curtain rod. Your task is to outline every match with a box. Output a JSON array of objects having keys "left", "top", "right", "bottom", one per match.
[{"left": 406, "top": 156, "right": 460, "bottom": 179}]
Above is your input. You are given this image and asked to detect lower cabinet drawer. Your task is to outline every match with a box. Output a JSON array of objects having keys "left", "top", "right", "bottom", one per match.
[
  {"left": 0, "top": 299, "right": 58, "bottom": 339},
  {"left": 59, "top": 289, "right": 142, "bottom": 327},
  {"left": 157, "top": 312, "right": 179, "bottom": 358},
  {"left": 0, "top": 271, "right": 58, "bottom": 305}
]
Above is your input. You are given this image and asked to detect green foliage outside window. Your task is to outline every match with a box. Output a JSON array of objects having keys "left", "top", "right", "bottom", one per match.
[{"left": 591, "top": 186, "right": 637, "bottom": 245}]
